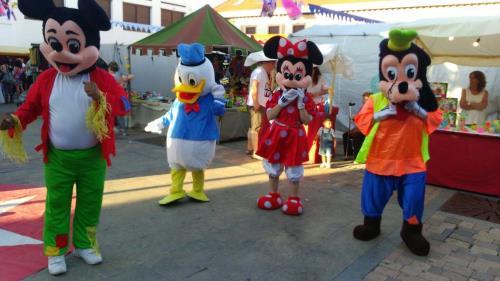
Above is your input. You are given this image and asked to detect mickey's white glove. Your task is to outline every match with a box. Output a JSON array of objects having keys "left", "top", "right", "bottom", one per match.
[
  {"left": 278, "top": 89, "right": 299, "bottom": 108},
  {"left": 404, "top": 101, "right": 427, "bottom": 119},
  {"left": 296, "top": 88, "right": 306, "bottom": 110},
  {"left": 211, "top": 84, "right": 226, "bottom": 100},
  {"left": 373, "top": 103, "right": 397, "bottom": 122},
  {"left": 144, "top": 117, "right": 166, "bottom": 134}
]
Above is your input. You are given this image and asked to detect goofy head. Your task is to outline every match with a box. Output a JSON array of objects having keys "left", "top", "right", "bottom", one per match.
[
  {"left": 19, "top": 0, "right": 110, "bottom": 76},
  {"left": 379, "top": 29, "right": 438, "bottom": 111},
  {"left": 263, "top": 36, "right": 323, "bottom": 91},
  {"left": 173, "top": 43, "right": 218, "bottom": 104}
]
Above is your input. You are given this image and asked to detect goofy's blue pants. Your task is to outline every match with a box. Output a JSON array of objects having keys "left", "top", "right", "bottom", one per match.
[{"left": 361, "top": 170, "right": 426, "bottom": 223}]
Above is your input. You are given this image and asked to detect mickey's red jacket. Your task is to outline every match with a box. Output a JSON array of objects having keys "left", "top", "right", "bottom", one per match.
[{"left": 14, "top": 67, "right": 129, "bottom": 166}]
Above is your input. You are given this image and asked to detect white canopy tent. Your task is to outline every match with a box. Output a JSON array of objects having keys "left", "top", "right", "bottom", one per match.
[
  {"left": 396, "top": 16, "right": 500, "bottom": 67},
  {"left": 290, "top": 23, "right": 391, "bottom": 130},
  {"left": 244, "top": 43, "right": 355, "bottom": 115},
  {"left": 291, "top": 17, "right": 500, "bottom": 130}
]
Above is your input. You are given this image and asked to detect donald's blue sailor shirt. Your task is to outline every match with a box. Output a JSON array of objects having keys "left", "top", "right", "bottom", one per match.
[{"left": 162, "top": 93, "right": 226, "bottom": 141}]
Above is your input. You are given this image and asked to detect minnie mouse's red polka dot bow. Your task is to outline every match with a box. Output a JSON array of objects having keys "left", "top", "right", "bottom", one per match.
[{"left": 277, "top": 37, "right": 308, "bottom": 59}]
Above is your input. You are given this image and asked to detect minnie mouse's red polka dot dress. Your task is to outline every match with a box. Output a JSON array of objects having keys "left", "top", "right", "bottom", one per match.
[{"left": 256, "top": 89, "right": 316, "bottom": 165}]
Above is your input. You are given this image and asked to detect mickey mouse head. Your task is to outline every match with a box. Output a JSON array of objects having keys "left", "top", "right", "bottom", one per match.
[
  {"left": 19, "top": 0, "right": 111, "bottom": 76},
  {"left": 264, "top": 36, "right": 323, "bottom": 90}
]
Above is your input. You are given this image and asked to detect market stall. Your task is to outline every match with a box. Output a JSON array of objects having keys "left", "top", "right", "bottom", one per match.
[
  {"left": 396, "top": 16, "right": 500, "bottom": 196},
  {"left": 129, "top": 5, "right": 261, "bottom": 141},
  {"left": 427, "top": 129, "right": 500, "bottom": 196}
]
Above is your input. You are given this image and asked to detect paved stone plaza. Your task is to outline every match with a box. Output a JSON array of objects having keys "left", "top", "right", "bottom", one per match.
[{"left": 1, "top": 104, "right": 499, "bottom": 281}]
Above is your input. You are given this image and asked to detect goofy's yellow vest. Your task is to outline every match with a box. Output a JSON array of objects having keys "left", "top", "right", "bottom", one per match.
[{"left": 355, "top": 93, "right": 430, "bottom": 164}]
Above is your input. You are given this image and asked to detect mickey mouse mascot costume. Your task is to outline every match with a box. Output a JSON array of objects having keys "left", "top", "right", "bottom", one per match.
[
  {"left": 255, "top": 36, "right": 322, "bottom": 216},
  {"left": 0, "top": 0, "right": 129, "bottom": 275},
  {"left": 353, "top": 30, "right": 442, "bottom": 256}
]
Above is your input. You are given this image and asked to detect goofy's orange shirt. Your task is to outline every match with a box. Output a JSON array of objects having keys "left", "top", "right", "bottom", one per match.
[{"left": 355, "top": 96, "right": 442, "bottom": 176}]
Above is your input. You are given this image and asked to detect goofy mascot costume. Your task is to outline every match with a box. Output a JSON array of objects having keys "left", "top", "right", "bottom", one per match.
[{"left": 352, "top": 30, "right": 442, "bottom": 256}]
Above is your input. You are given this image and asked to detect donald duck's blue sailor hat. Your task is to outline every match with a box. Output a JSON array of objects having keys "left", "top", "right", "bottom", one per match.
[{"left": 177, "top": 43, "right": 206, "bottom": 66}]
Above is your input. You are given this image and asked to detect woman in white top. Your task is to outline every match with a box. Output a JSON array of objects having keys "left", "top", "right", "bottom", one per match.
[
  {"left": 307, "top": 67, "right": 329, "bottom": 105},
  {"left": 306, "top": 67, "right": 331, "bottom": 161},
  {"left": 460, "top": 71, "right": 489, "bottom": 125}
]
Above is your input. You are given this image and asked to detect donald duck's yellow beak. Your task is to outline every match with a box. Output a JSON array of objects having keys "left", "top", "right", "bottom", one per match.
[{"left": 172, "top": 80, "right": 206, "bottom": 104}]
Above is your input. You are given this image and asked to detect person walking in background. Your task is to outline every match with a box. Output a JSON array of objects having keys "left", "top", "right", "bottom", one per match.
[
  {"left": 343, "top": 91, "right": 372, "bottom": 158},
  {"left": 0, "top": 64, "right": 15, "bottom": 104},
  {"left": 108, "top": 61, "right": 134, "bottom": 136},
  {"left": 246, "top": 59, "right": 275, "bottom": 158},
  {"left": 306, "top": 66, "right": 330, "bottom": 152},
  {"left": 459, "top": 70, "right": 489, "bottom": 125}
]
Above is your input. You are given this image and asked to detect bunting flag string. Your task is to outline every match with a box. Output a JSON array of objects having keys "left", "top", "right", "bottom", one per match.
[
  {"left": 110, "top": 21, "right": 163, "bottom": 33},
  {"left": 308, "top": 4, "right": 382, "bottom": 24}
]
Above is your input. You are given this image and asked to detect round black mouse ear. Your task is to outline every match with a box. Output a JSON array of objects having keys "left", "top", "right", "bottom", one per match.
[
  {"left": 18, "top": 0, "right": 55, "bottom": 20},
  {"left": 78, "top": 0, "right": 111, "bottom": 31},
  {"left": 263, "top": 36, "right": 283, "bottom": 59},
  {"left": 306, "top": 41, "right": 323, "bottom": 65}
]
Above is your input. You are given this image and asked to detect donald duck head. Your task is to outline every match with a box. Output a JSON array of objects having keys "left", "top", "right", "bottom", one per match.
[{"left": 173, "top": 43, "right": 218, "bottom": 104}]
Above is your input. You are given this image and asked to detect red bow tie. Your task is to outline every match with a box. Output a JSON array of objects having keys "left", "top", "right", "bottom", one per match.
[
  {"left": 184, "top": 103, "right": 200, "bottom": 113},
  {"left": 277, "top": 38, "right": 308, "bottom": 59}
]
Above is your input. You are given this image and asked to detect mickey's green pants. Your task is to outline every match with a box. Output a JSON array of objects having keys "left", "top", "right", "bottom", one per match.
[{"left": 43, "top": 145, "right": 106, "bottom": 256}]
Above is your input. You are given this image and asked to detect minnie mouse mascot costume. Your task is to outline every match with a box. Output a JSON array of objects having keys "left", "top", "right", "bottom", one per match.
[
  {"left": 353, "top": 30, "right": 442, "bottom": 256},
  {"left": 256, "top": 36, "right": 322, "bottom": 216},
  {"left": 0, "top": 0, "right": 129, "bottom": 275}
]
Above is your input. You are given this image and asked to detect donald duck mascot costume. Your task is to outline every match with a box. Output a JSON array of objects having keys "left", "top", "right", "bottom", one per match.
[{"left": 145, "top": 43, "right": 226, "bottom": 205}]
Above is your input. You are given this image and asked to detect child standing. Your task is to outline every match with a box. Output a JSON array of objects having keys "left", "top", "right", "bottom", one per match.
[{"left": 317, "top": 117, "right": 336, "bottom": 168}]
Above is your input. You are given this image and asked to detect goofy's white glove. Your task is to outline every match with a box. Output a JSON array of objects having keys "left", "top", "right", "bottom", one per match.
[
  {"left": 278, "top": 89, "right": 299, "bottom": 108},
  {"left": 404, "top": 101, "right": 427, "bottom": 120},
  {"left": 373, "top": 103, "right": 397, "bottom": 122},
  {"left": 144, "top": 116, "right": 167, "bottom": 134}
]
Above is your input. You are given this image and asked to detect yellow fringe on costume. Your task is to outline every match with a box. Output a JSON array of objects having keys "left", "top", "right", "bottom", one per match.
[
  {"left": 0, "top": 115, "right": 28, "bottom": 164},
  {"left": 86, "top": 91, "right": 110, "bottom": 142}
]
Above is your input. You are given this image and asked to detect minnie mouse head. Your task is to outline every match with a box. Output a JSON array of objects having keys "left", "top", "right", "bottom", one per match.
[
  {"left": 264, "top": 36, "right": 323, "bottom": 90},
  {"left": 378, "top": 29, "right": 438, "bottom": 112},
  {"left": 19, "top": 0, "right": 111, "bottom": 76}
]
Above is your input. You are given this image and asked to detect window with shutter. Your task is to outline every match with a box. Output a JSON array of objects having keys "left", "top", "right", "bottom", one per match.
[
  {"left": 268, "top": 26, "right": 280, "bottom": 34},
  {"left": 123, "top": 3, "right": 151, "bottom": 31},
  {"left": 245, "top": 26, "right": 256, "bottom": 34},
  {"left": 161, "top": 9, "right": 184, "bottom": 27},
  {"left": 293, "top": 25, "right": 305, "bottom": 33}
]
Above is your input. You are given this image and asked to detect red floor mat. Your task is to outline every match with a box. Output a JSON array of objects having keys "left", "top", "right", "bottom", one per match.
[{"left": 0, "top": 184, "right": 75, "bottom": 281}]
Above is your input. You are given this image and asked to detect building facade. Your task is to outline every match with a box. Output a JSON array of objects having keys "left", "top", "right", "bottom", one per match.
[
  {"left": 0, "top": 0, "right": 188, "bottom": 55},
  {"left": 215, "top": 0, "right": 500, "bottom": 38}
]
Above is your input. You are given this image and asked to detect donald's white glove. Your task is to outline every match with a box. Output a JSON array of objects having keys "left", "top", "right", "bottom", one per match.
[
  {"left": 278, "top": 89, "right": 299, "bottom": 108},
  {"left": 144, "top": 117, "right": 166, "bottom": 134},
  {"left": 211, "top": 84, "right": 226, "bottom": 100}
]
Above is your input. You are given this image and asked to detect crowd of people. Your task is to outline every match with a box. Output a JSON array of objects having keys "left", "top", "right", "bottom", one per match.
[{"left": 0, "top": 58, "right": 34, "bottom": 104}]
